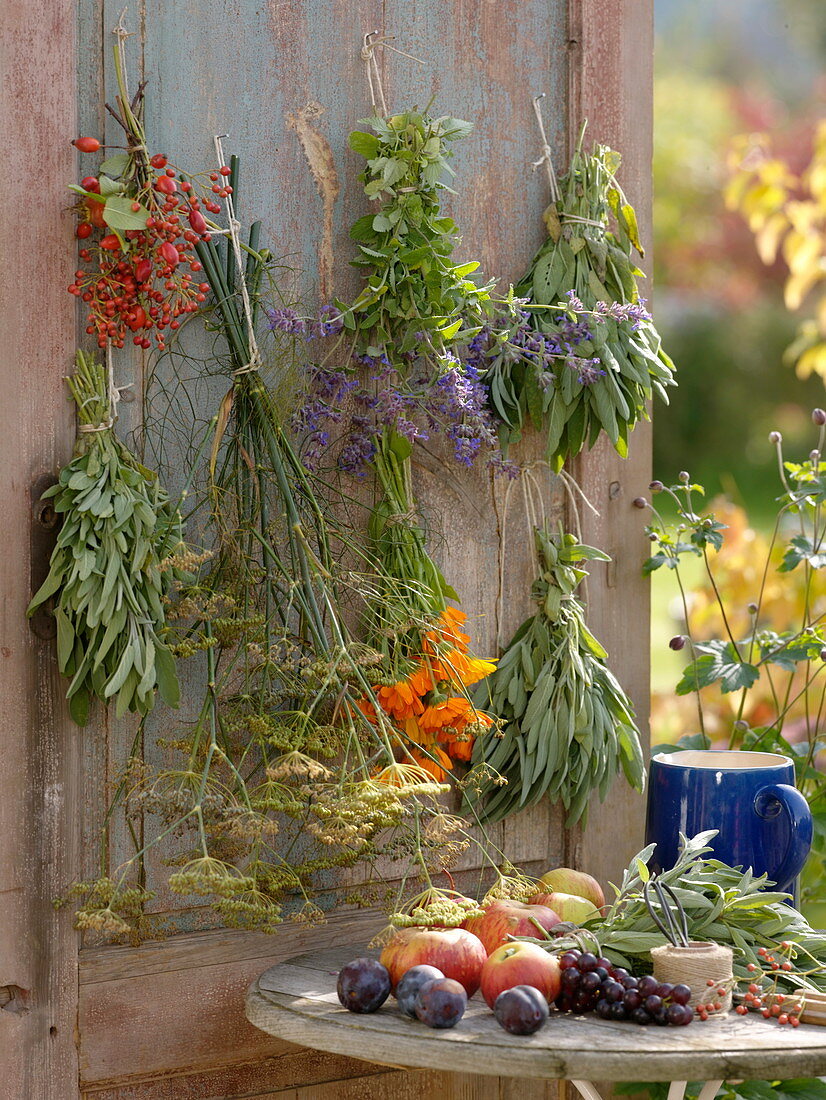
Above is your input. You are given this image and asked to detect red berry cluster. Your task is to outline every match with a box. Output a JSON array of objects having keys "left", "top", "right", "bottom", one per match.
[
  {"left": 68, "top": 140, "right": 232, "bottom": 351},
  {"left": 734, "top": 944, "right": 802, "bottom": 1027},
  {"left": 694, "top": 977, "right": 733, "bottom": 1021}
]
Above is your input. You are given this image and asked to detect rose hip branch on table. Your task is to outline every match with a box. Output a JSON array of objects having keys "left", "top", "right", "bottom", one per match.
[{"left": 40, "top": 15, "right": 826, "bottom": 1091}]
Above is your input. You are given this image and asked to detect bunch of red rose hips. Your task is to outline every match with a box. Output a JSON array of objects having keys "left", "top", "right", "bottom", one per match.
[
  {"left": 735, "top": 944, "right": 803, "bottom": 1027},
  {"left": 68, "top": 136, "right": 230, "bottom": 351}
]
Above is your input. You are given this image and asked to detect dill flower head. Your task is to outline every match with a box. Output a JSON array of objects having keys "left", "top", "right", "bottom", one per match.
[
  {"left": 266, "top": 751, "right": 332, "bottom": 782},
  {"left": 371, "top": 762, "right": 449, "bottom": 797},
  {"left": 390, "top": 886, "right": 485, "bottom": 929},
  {"left": 306, "top": 781, "right": 408, "bottom": 846},
  {"left": 168, "top": 856, "right": 255, "bottom": 898},
  {"left": 457, "top": 762, "right": 508, "bottom": 792},
  {"left": 75, "top": 906, "right": 132, "bottom": 936},
  {"left": 483, "top": 868, "right": 540, "bottom": 905}
]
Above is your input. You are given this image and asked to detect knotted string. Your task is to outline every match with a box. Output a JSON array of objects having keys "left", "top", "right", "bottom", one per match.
[
  {"left": 213, "top": 133, "right": 263, "bottom": 377},
  {"left": 497, "top": 463, "right": 548, "bottom": 649},
  {"left": 78, "top": 345, "right": 132, "bottom": 432},
  {"left": 360, "top": 31, "right": 427, "bottom": 117},
  {"left": 558, "top": 468, "right": 599, "bottom": 546},
  {"left": 531, "top": 94, "right": 560, "bottom": 202}
]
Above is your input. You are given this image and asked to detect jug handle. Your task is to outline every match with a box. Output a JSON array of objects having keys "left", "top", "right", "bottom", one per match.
[{"left": 754, "top": 783, "right": 813, "bottom": 891}]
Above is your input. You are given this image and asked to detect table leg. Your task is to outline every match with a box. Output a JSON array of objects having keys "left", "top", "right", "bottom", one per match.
[
  {"left": 570, "top": 1081, "right": 606, "bottom": 1100},
  {"left": 571, "top": 1080, "right": 725, "bottom": 1100},
  {"left": 696, "top": 1081, "right": 725, "bottom": 1100},
  {"left": 667, "top": 1082, "right": 689, "bottom": 1100}
]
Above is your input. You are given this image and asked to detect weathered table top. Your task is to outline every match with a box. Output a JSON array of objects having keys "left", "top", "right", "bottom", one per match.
[{"left": 245, "top": 944, "right": 826, "bottom": 1082}]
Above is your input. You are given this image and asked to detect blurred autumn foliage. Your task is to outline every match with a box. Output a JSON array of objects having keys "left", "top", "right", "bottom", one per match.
[
  {"left": 726, "top": 122, "right": 826, "bottom": 383},
  {"left": 652, "top": 3, "right": 826, "bottom": 511},
  {"left": 651, "top": 497, "right": 826, "bottom": 748}
]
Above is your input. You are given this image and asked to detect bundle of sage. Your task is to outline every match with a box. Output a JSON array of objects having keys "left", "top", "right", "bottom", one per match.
[{"left": 28, "top": 351, "right": 181, "bottom": 724}]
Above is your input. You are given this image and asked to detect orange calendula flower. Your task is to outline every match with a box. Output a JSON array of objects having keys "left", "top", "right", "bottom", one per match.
[
  {"left": 424, "top": 607, "right": 471, "bottom": 654},
  {"left": 432, "top": 649, "right": 496, "bottom": 688},
  {"left": 419, "top": 695, "right": 476, "bottom": 734},
  {"left": 353, "top": 696, "right": 377, "bottom": 723},
  {"left": 407, "top": 663, "right": 436, "bottom": 697},
  {"left": 376, "top": 679, "right": 425, "bottom": 721},
  {"left": 441, "top": 734, "right": 474, "bottom": 762},
  {"left": 411, "top": 746, "right": 453, "bottom": 781}
]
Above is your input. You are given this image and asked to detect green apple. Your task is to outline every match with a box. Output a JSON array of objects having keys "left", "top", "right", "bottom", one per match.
[
  {"left": 531, "top": 890, "right": 599, "bottom": 924},
  {"left": 538, "top": 867, "right": 605, "bottom": 910}
]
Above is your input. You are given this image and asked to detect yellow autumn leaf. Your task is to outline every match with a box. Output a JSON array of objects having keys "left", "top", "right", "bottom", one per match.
[
  {"left": 782, "top": 228, "right": 823, "bottom": 275},
  {"left": 796, "top": 342, "right": 826, "bottom": 381},
  {"left": 784, "top": 266, "right": 824, "bottom": 312},
  {"left": 755, "top": 211, "right": 789, "bottom": 265}
]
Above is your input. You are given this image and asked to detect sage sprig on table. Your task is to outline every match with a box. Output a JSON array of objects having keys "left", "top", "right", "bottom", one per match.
[
  {"left": 28, "top": 350, "right": 182, "bottom": 725},
  {"left": 490, "top": 127, "right": 676, "bottom": 469},
  {"left": 530, "top": 831, "right": 826, "bottom": 991},
  {"left": 464, "top": 526, "right": 645, "bottom": 826}
]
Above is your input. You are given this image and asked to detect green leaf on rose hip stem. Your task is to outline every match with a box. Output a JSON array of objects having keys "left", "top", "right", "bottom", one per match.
[
  {"left": 103, "top": 195, "right": 151, "bottom": 231},
  {"left": 99, "top": 152, "right": 131, "bottom": 178},
  {"left": 98, "top": 174, "right": 123, "bottom": 197}
]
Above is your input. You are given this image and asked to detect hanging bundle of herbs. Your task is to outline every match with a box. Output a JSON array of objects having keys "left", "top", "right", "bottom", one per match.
[
  {"left": 61, "top": 155, "right": 514, "bottom": 941},
  {"left": 288, "top": 110, "right": 514, "bottom": 631},
  {"left": 347, "top": 111, "right": 495, "bottom": 613},
  {"left": 67, "top": 18, "right": 222, "bottom": 352},
  {"left": 465, "top": 525, "right": 645, "bottom": 826},
  {"left": 28, "top": 350, "right": 182, "bottom": 725},
  {"left": 485, "top": 125, "right": 676, "bottom": 470}
]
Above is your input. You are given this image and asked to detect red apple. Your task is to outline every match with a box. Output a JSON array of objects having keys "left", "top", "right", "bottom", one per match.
[
  {"left": 462, "top": 899, "right": 560, "bottom": 954},
  {"left": 379, "top": 927, "right": 487, "bottom": 997},
  {"left": 531, "top": 891, "right": 599, "bottom": 925},
  {"left": 480, "top": 942, "right": 562, "bottom": 1008},
  {"left": 538, "top": 867, "right": 605, "bottom": 911}
]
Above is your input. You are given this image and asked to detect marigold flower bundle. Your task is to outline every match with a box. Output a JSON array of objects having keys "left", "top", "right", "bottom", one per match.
[{"left": 360, "top": 608, "right": 497, "bottom": 781}]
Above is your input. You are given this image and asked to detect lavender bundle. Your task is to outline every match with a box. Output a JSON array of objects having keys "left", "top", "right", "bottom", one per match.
[{"left": 484, "top": 129, "right": 676, "bottom": 470}]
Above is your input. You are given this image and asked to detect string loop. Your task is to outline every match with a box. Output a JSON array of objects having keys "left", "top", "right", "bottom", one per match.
[
  {"left": 78, "top": 345, "right": 132, "bottom": 432},
  {"left": 213, "top": 134, "right": 263, "bottom": 378},
  {"left": 360, "top": 31, "right": 427, "bottom": 117},
  {"left": 531, "top": 94, "right": 560, "bottom": 202}
]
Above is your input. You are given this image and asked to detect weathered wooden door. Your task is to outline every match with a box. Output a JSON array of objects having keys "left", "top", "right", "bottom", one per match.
[{"left": 2, "top": 1, "right": 652, "bottom": 1095}]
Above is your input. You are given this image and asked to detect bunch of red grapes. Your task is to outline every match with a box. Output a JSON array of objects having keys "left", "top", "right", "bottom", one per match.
[
  {"left": 68, "top": 137, "right": 229, "bottom": 351},
  {"left": 557, "top": 949, "right": 694, "bottom": 1026}
]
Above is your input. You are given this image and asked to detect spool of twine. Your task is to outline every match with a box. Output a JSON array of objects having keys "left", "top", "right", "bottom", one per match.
[{"left": 651, "top": 942, "right": 734, "bottom": 1015}]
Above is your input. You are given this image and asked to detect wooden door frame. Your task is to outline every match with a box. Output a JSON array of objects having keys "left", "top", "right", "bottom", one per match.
[
  {"left": 569, "top": 0, "right": 654, "bottom": 890},
  {"left": 0, "top": 0, "right": 81, "bottom": 1096},
  {"left": 0, "top": 2, "right": 653, "bottom": 1095}
]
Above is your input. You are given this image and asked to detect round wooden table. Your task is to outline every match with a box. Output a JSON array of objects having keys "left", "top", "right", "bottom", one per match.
[{"left": 246, "top": 944, "right": 826, "bottom": 1099}]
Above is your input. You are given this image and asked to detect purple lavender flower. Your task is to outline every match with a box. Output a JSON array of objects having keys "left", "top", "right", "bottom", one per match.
[
  {"left": 301, "top": 431, "right": 331, "bottom": 471},
  {"left": 566, "top": 356, "right": 606, "bottom": 385},
  {"left": 267, "top": 307, "right": 308, "bottom": 336},
  {"left": 595, "top": 299, "right": 652, "bottom": 330},
  {"left": 337, "top": 414, "right": 379, "bottom": 474},
  {"left": 623, "top": 299, "right": 652, "bottom": 330},
  {"left": 560, "top": 317, "right": 594, "bottom": 343},
  {"left": 311, "top": 305, "right": 345, "bottom": 338}
]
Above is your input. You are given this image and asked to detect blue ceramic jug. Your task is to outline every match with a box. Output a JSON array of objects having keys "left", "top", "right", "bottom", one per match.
[{"left": 644, "top": 750, "right": 812, "bottom": 895}]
